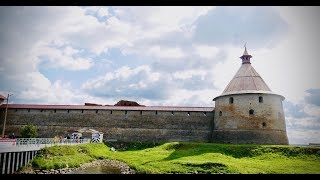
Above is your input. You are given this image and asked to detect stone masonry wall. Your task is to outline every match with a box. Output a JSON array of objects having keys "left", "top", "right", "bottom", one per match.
[
  {"left": 212, "top": 93, "right": 289, "bottom": 144},
  {"left": 0, "top": 109, "right": 214, "bottom": 142}
]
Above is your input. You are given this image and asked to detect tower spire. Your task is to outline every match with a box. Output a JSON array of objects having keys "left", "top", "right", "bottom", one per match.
[{"left": 240, "top": 44, "right": 252, "bottom": 64}]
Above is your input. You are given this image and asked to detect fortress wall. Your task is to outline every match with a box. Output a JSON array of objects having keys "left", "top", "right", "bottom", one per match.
[{"left": 0, "top": 109, "right": 214, "bottom": 142}]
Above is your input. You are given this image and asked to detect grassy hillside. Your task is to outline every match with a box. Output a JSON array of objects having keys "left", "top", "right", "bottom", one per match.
[{"left": 30, "top": 142, "right": 320, "bottom": 174}]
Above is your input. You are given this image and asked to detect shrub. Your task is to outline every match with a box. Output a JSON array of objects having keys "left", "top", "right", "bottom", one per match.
[{"left": 20, "top": 123, "right": 38, "bottom": 138}]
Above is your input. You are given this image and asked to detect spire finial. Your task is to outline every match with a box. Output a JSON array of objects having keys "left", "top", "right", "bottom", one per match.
[
  {"left": 240, "top": 43, "right": 252, "bottom": 64},
  {"left": 243, "top": 43, "right": 249, "bottom": 56}
]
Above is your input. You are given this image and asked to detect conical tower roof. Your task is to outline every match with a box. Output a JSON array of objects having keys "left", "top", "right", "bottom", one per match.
[
  {"left": 221, "top": 63, "right": 271, "bottom": 95},
  {"left": 213, "top": 46, "right": 284, "bottom": 100}
]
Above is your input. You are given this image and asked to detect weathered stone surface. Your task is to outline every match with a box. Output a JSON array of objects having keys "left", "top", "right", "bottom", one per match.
[
  {"left": 213, "top": 93, "right": 288, "bottom": 144},
  {"left": 212, "top": 129, "right": 288, "bottom": 144},
  {"left": 0, "top": 109, "right": 214, "bottom": 142}
]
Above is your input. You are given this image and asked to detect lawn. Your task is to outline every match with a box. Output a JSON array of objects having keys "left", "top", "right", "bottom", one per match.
[{"left": 30, "top": 142, "right": 320, "bottom": 174}]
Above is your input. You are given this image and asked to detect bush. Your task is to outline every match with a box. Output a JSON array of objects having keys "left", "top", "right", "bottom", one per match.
[{"left": 20, "top": 123, "right": 38, "bottom": 138}]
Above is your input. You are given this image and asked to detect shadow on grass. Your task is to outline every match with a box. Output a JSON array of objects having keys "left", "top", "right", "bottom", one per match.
[
  {"left": 162, "top": 142, "right": 320, "bottom": 161},
  {"left": 104, "top": 141, "right": 165, "bottom": 151},
  {"left": 162, "top": 142, "right": 262, "bottom": 161}
]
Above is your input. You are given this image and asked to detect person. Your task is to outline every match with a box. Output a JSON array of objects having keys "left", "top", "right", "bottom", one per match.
[
  {"left": 59, "top": 135, "right": 63, "bottom": 143},
  {"left": 10, "top": 133, "right": 15, "bottom": 139},
  {"left": 65, "top": 135, "right": 70, "bottom": 143},
  {"left": 53, "top": 135, "right": 58, "bottom": 144}
]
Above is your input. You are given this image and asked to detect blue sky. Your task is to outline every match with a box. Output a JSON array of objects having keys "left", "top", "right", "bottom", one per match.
[{"left": 0, "top": 6, "right": 319, "bottom": 145}]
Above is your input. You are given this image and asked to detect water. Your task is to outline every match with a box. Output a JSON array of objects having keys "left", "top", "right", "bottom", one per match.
[{"left": 68, "top": 165, "right": 122, "bottom": 174}]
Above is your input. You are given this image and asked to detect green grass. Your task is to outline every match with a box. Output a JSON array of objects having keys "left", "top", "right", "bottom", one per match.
[
  {"left": 32, "top": 143, "right": 111, "bottom": 170},
  {"left": 30, "top": 142, "right": 320, "bottom": 174}
]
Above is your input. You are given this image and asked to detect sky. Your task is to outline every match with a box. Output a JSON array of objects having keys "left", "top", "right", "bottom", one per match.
[{"left": 0, "top": 6, "right": 319, "bottom": 145}]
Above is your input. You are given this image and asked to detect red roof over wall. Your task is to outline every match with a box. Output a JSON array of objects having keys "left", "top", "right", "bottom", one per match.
[{"left": 0, "top": 104, "right": 214, "bottom": 112}]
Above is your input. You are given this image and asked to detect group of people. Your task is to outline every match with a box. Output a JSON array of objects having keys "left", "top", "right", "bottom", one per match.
[
  {"left": 53, "top": 134, "right": 84, "bottom": 143},
  {"left": 53, "top": 135, "right": 64, "bottom": 143}
]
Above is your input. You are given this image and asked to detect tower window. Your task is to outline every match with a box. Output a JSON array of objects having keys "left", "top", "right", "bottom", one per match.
[
  {"left": 171, "top": 111, "right": 174, "bottom": 115},
  {"left": 219, "top": 111, "right": 222, "bottom": 116},
  {"left": 81, "top": 110, "right": 84, "bottom": 113},
  {"left": 54, "top": 109, "right": 56, "bottom": 113},
  {"left": 155, "top": 111, "right": 158, "bottom": 115},
  {"left": 140, "top": 111, "right": 142, "bottom": 115},
  {"left": 229, "top": 97, "right": 234, "bottom": 104},
  {"left": 68, "top": 110, "right": 70, "bottom": 113},
  {"left": 96, "top": 110, "right": 98, "bottom": 113},
  {"left": 110, "top": 110, "right": 112, "bottom": 114},
  {"left": 125, "top": 111, "right": 128, "bottom": 115},
  {"left": 262, "top": 122, "right": 266, "bottom": 127},
  {"left": 259, "top": 96, "right": 263, "bottom": 103},
  {"left": 249, "top": 109, "right": 254, "bottom": 115}
]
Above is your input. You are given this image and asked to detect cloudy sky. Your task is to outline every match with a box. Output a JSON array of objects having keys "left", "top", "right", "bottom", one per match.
[{"left": 0, "top": 6, "right": 319, "bottom": 145}]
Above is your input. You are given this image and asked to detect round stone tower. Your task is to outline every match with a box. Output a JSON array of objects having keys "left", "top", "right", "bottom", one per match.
[{"left": 212, "top": 46, "right": 289, "bottom": 144}]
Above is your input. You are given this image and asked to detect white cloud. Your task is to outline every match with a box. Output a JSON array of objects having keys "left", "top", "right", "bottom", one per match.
[
  {"left": 63, "top": 46, "right": 80, "bottom": 56},
  {"left": 37, "top": 46, "right": 93, "bottom": 71},
  {"left": 112, "top": 6, "right": 214, "bottom": 39},
  {"left": 304, "top": 104, "right": 320, "bottom": 117},
  {"left": 254, "top": 7, "right": 320, "bottom": 103},
  {"left": 195, "top": 45, "right": 220, "bottom": 59},
  {"left": 286, "top": 128, "right": 320, "bottom": 145},
  {"left": 211, "top": 46, "right": 243, "bottom": 95},
  {"left": 82, "top": 65, "right": 160, "bottom": 90},
  {"left": 192, "top": 6, "right": 288, "bottom": 48},
  {"left": 173, "top": 70, "right": 207, "bottom": 80},
  {"left": 82, "top": 65, "right": 162, "bottom": 95},
  {"left": 97, "top": 7, "right": 109, "bottom": 18},
  {"left": 26, "top": 72, "right": 51, "bottom": 90},
  {"left": 164, "top": 89, "right": 216, "bottom": 107},
  {"left": 148, "top": 46, "right": 186, "bottom": 59},
  {"left": 16, "top": 73, "right": 82, "bottom": 105},
  {"left": 283, "top": 96, "right": 320, "bottom": 145},
  {"left": 16, "top": 73, "right": 113, "bottom": 105}
]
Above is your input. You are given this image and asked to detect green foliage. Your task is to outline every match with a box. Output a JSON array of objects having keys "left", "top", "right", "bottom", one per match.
[
  {"left": 248, "top": 145, "right": 320, "bottom": 159},
  {"left": 20, "top": 123, "right": 38, "bottom": 138},
  {"left": 31, "top": 143, "right": 110, "bottom": 170},
  {"left": 29, "top": 142, "right": 320, "bottom": 174},
  {"left": 107, "top": 142, "right": 320, "bottom": 174}
]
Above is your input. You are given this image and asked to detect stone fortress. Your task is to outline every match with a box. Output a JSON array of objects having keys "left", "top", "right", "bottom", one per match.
[{"left": 0, "top": 47, "right": 289, "bottom": 145}]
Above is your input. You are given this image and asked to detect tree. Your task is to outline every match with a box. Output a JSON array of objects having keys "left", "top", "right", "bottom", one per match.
[{"left": 20, "top": 123, "right": 38, "bottom": 138}]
